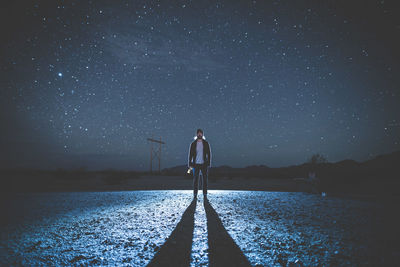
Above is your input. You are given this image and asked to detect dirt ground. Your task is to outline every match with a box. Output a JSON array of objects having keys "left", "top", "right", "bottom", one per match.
[
  {"left": 0, "top": 174, "right": 351, "bottom": 193},
  {"left": 1, "top": 190, "right": 399, "bottom": 266}
]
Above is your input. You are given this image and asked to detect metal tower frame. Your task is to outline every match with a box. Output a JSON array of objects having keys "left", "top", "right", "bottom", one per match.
[{"left": 147, "top": 135, "right": 165, "bottom": 174}]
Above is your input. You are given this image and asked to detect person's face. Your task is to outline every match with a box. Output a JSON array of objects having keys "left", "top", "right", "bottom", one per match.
[{"left": 197, "top": 132, "right": 203, "bottom": 139}]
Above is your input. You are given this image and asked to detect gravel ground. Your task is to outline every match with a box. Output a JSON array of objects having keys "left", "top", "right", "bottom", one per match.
[{"left": 0, "top": 190, "right": 399, "bottom": 266}]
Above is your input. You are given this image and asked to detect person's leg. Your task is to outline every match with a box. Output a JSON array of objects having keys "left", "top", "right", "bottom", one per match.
[
  {"left": 202, "top": 164, "right": 208, "bottom": 196},
  {"left": 193, "top": 164, "right": 200, "bottom": 197},
  {"left": 199, "top": 168, "right": 203, "bottom": 190}
]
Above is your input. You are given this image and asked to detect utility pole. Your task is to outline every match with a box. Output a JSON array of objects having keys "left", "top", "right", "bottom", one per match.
[{"left": 147, "top": 134, "right": 165, "bottom": 174}]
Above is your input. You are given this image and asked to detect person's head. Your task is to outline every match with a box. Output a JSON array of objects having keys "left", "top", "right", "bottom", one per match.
[{"left": 196, "top": 128, "right": 203, "bottom": 139}]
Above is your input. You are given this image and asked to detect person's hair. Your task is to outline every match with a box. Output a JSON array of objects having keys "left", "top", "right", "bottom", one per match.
[{"left": 197, "top": 128, "right": 203, "bottom": 134}]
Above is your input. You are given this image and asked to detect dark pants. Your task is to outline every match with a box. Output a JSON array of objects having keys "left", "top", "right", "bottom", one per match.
[{"left": 193, "top": 163, "right": 208, "bottom": 196}]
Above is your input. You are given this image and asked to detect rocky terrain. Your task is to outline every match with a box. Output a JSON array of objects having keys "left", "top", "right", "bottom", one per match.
[{"left": 1, "top": 190, "right": 398, "bottom": 266}]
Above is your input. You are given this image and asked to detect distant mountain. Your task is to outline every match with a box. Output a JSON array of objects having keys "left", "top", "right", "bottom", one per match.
[
  {"left": 162, "top": 150, "right": 400, "bottom": 179},
  {"left": 162, "top": 165, "right": 188, "bottom": 175},
  {"left": 361, "top": 150, "right": 400, "bottom": 169},
  {"left": 335, "top": 159, "right": 360, "bottom": 167}
]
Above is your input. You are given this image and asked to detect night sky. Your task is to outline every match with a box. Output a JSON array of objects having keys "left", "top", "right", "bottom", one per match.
[{"left": 1, "top": 1, "right": 399, "bottom": 171}]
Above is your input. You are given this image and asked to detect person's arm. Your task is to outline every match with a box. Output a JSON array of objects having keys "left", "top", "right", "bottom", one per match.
[
  {"left": 188, "top": 143, "right": 193, "bottom": 167},
  {"left": 208, "top": 143, "right": 212, "bottom": 167}
]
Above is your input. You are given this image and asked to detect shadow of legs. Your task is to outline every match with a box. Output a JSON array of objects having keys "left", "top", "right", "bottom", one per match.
[
  {"left": 204, "top": 198, "right": 252, "bottom": 267},
  {"left": 147, "top": 198, "right": 197, "bottom": 267}
]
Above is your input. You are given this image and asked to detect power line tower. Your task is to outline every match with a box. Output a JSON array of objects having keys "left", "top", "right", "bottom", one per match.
[{"left": 147, "top": 134, "right": 165, "bottom": 174}]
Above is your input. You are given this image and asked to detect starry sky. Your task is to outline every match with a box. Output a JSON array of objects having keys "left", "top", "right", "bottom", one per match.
[{"left": 1, "top": 0, "right": 399, "bottom": 171}]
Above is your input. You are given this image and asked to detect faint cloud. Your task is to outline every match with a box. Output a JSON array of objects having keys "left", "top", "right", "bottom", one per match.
[{"left": 102, "top": 22, "right": 226, "bottom": 72}]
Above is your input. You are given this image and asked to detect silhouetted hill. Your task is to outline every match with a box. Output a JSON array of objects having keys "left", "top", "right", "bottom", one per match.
[
  {"left": 2, "top": 150, "right": 398, "bottom": 194},
  {"left": 361, "top": 150, "right": 400, "bottom": 169},
  {"left": 335, "top": 159, "right": 360, "bottom": 168},
  {"left": 162, "top": 150, "right": 400, "bottom": 180}
]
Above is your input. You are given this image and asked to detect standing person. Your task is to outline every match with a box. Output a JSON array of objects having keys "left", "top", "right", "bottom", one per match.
[{"left": 188, "top": 129, "right": 212, "bottom": 198}]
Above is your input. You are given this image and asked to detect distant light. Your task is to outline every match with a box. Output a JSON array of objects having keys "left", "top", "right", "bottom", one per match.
[{"left": 58, "top": 72, "right": 63, "bottom": 77}]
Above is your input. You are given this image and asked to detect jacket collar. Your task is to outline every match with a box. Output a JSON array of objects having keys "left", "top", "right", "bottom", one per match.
[{"left": 193, "top": 137, "right": 206, "bottom": 144}]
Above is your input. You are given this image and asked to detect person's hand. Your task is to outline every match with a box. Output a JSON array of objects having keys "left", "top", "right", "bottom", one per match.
[{"left": 187, "top": 166, "right": 193, "bottom": 174}]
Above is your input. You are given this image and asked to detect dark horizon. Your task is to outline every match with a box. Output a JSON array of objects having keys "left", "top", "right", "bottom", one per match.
[
  {"left": 1, "top": 1, "right": 399, "bottom": 171},
  {"left": 2, "top": 149, "right": 398, "bottom": 172}
]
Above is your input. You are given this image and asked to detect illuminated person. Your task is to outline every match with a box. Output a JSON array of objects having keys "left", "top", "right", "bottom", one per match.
[{"left": 188, "top": 128, "right": 212, "bottom": 198}]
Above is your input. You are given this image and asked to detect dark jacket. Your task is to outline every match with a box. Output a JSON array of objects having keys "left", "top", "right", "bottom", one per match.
[{"left": 188, "top": 138, "right": 212, "bottom": 167}]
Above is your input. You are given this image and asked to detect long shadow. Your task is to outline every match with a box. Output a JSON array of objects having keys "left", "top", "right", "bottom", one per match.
[
  {"left": 204, "top": 198, "right": 252, "bottom": 267},
  {"left": 147, "top": 198, "right": 197, "bottom": 267}
]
